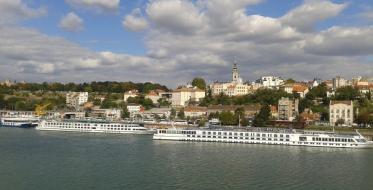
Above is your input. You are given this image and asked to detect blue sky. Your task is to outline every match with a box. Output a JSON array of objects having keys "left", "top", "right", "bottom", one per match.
[
  {"left": 0, "top": 0, "right": 372, "bottom": 87},
  {"left": 19, "top": 0, "right": 372, "bottom": 55}
]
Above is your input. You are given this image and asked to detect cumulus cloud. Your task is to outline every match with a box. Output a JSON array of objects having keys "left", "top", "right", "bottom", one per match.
[
  {"left": 65, "top": 0, "right": 120, "bottom": 13},
  {"left": 0, "top": 0, "right": 47, "bottom": 24},
  {"left": 146, "top": 0, "right": 206, "bottom": 34},
  {"left": 123, "top": 8, "right": 148, "bottom": 31},
  {"left": 304, "top": 26, "right": 373, "bottom": 56},
  {"left": 280, "top": 0, "right": 347, "bottom": 32},
  {"left": 59, "top": 12, "right": 84, "bottom": 32},
  {"left": 1, "top": 0, "right": 373, "bottom": 86}
]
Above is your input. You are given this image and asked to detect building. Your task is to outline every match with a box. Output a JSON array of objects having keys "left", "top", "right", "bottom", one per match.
[
  {"left": 171, "top": 86, "right": 205, "bottom": 107},
  {"left": 210, "top": 63, "right": 252, "bottom": 96},
  {"left": 123, "top": 90, "right": 139, "bottom": 102},
  {"left": 278, "top": 97, "right": 299, "bottom": 121},
  {"left": 145, "top": 90, "right": 165, "bottom": 104},
  {"left": 324, "top": 80, "right": 333, "bottom": 90},
  {"left": 258, "top": 76, "right": 284, "bottom": 89},
  {"left": 90, "top": 108, "right": 122, "bottom": 120},
  {"left": 283, "top": 83, "right": 309, "bottom": 98},
  {"left": 66, "top": 92, "right": 88, "bottom": 110},
  {"left": 292, "top": 85, "right": 309, "bottom": 98},
  {"left": 142, "top": 108, "right": 171, "bottom": 119},
  {"left": 0, "top": 80, "right": 14, "bottom": 87},
  {"left": 184, "top": 106, "right": 208, "bottom": 118},
  {"left": 329, "top": 100, "right": 354, "bottom": 127},
  {"left": 62, "top": 111, "right": 86, "bottom": 119},
  {"left": 127, "top": 104, "right": 144, "bottom": 117},
  {"left": 332, "top": 76, "right": 348, "bottom": 90}
]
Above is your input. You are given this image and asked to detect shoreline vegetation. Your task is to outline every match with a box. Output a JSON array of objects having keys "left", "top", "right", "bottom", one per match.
[{"left": 0, "top": 79, "right": 372, "bottom": 129}]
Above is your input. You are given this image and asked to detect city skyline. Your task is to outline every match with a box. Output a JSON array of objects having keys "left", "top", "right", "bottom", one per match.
[{"left": 0, "top": 0, "right": 373, "bottom": 87}]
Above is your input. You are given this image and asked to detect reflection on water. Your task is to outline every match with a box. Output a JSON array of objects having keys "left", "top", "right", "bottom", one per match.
[{"left": 0, "top": 127, "right": 372, "bottom": 190}]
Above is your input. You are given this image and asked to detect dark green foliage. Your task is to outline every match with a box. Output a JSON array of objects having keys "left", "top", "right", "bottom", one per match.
[
  {"left": 284, "top": 78, "right": 296, "bottom": 84},
  {"left": 253, "top": 104, "right": 270, "bottom": 127},
  {"left": 177, "top": 108, "right": 185, "bottom": 119},
  {"left": 191, "top": 77, "right": 206, "bottom": 90},
  {"left": 0, "top": 81, "right": 169, "bottom": 93},
  {"left": 219, "top": 111, "right": 236, "bottom": 125},
  {"left": 333, "top": 86, "right": 360, "bottom": 100},
  {"left": 119, "top": 102, "right": 130, "bottom": 119},
  {"left": 157, "top": 98, "right": 171, "bottom": 107},
  {"left": 170, "top": 108, "right": 176, "bottom": 120},
  {"left": 127, "top": 95, "right": 153, "bottom": 110}
]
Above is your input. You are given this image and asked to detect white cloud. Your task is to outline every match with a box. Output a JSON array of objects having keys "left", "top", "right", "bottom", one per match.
[
  {"left": 1, "top": 0, "right": 372, "bottom": 86},
  {"left": 280, "top": 0, "right": 347, "bottom": 32},
  {"left": 59, "top": 12, "right": 84, "bottom": 32},
  {"left": 304, "top": 26, "right": 373, "bottom": 56},
  {"left": 123, "top": 8, "right": 148, "bottom": 31},
  {"left": 146, "top": 0, "right": 206, "bottom": 34},
  {"left": 65, "top": 0, "right": 120, "bottom": 13},
  {"left": 0, "top": 0, "right": 47, "bottom": 24}
]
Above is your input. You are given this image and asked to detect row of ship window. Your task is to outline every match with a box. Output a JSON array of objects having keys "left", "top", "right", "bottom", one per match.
[
  {"left": 45, "top": 123, "right": 136, "bottom": 127},
  {"left": 46, "top": 125, "right": 142, "bottom": 130},
  {"left": 182, "top": 138, "right": 358, "bottom": 146},
  {"left": 311, "top": 137, "right": 354, "bottom": 142},
  {"left": 202, "top": 131, "right": 290, "bottom": 138},
  {"left": 186, "top": 135, "right": 290, "bottom": 141}
]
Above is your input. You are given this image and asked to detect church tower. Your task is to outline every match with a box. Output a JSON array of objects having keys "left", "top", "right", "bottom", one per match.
[{"left": 232, "top": 62, "right": 241, "bottom": 83}]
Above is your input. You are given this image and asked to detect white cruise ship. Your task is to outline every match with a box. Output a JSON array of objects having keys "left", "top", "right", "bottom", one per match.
[
  {"left": 1, "top": 117, "right": 39, "bottom": 128},
  {"left": 153, "top": 127, "right": 373, "bottom": 148},
  {"left": 37, "top": 119, "right": 155, "bottom": 135}
]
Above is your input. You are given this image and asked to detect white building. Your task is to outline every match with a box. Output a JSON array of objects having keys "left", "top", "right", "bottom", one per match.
[
  {"left": 66, "top": 92, "right": 88, "bottom": 109},
  {"left": 142, "top": 108, "right": 171, "bottom": 119},
  {"left": 210, "top": 63, "right": 253, "bottom": 96},
  {"left": 329, "top": 100, "right": 354, "bottom": 127},
  {"left": 258, "top": 76, "right": 284, "bottom": 89},
  {"left": 123, "top": 90, "right": 139, "bottom": 102},
  {"left": 145, "top": 90, "right": 165, "bottom": 104},
  {"left": 332, "top": 76, "right": 348, "bottom": 90},
  {"left": 91, "top": 108, "right": 122, "bottom": 120},
  {"left": 171, "top": 87, "right": 205, "bottom": 107},
  {"left": 126, "top": 104, "right": 143, "bottom": 117}
]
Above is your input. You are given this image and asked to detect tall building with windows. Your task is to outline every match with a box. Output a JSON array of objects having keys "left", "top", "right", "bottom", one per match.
[
  {"left": 278, "top": 97, "right": 299, "bottom": 121},
  {"left": 332, "top": 76, "right": 348, "bottom": 90},
  {"left": 66, "top": 92, "right": 88, "bottom": 110},
  {"left": 210, "top": 63, "right": 252, "bottom": 96},
  {"left": 329, "top": 100, "right": 353, "bottom": 126}
]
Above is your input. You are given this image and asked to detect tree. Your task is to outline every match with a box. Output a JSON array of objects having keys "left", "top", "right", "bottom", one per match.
[
  {"left": 0, "top": 94, "right": 5, "bottom": 109},
  {"left": 191, "top": 77, "right": 206, "bottom": 90},
  {"left": 142, "top": 98, "right": 154, "bottom": 110},
  {"left": 219, "top": 111, "right": 236, "bottom": 125},
  {"left": 299, "top": 98, "right": 314, "bottom": 113},
  {"left": 177, "top": 108, "right": 185, "bottom": 119},
  {"left": 285, "top": 78, "right": 296, "bottom": 84},
  {"left": 334, "top": 86, "right": 360, "bottom": 100},
  {"left": 101, "top": 99, "right": 118, "bottom": 109},
  {"left": 234, "top": 107, "right": 248, "bottom": 126},
  {"left": 120, "top": 104, "right": 130, "bottom": 119},
  {"left": 157, "top": 98, "right": 170, "bottom": 107},
  {"left": 170, "top": 108, "right": 176, "bottom": 120},
  {"left": 253, "top": 104, "right": 271, "bottom": 127}
]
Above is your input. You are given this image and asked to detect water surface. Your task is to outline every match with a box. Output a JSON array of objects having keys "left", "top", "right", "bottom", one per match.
[{"left": 0, "top": 127, "right": 372, "bottom": 190}]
